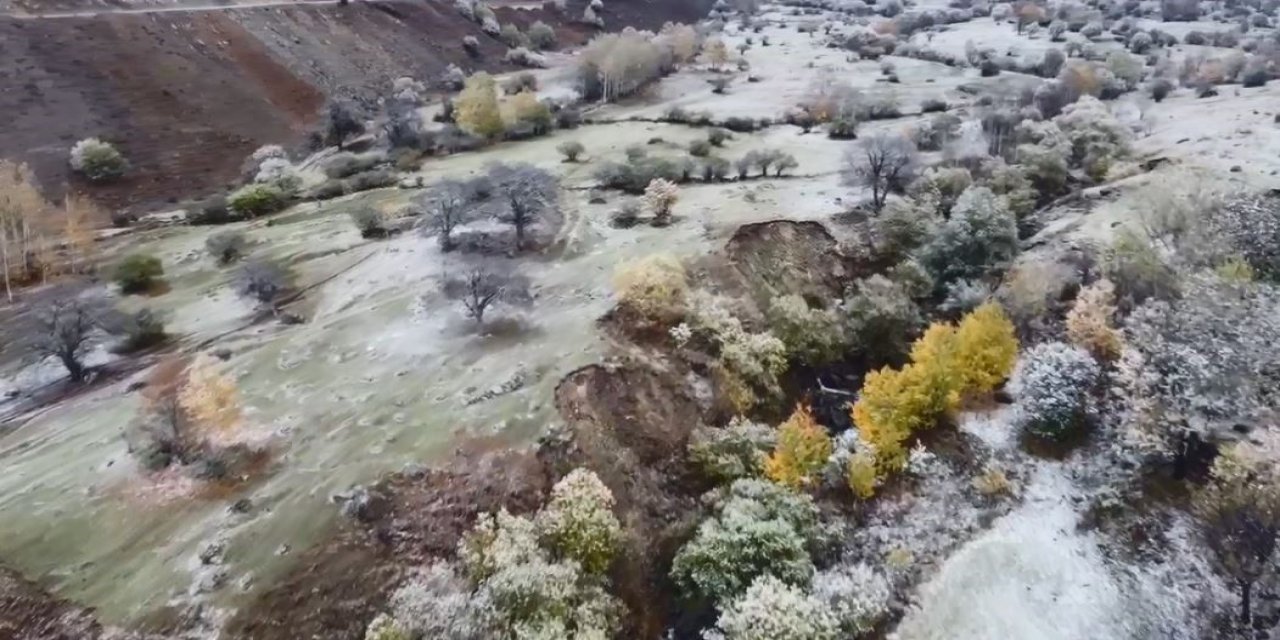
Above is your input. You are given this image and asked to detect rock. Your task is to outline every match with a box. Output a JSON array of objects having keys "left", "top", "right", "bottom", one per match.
[
  {"left": 1230, "top": 165, "right": 1243, "bottom": 172},
  {"left": 331, "top": 486, "right": 374, "bottom": 522},
  {"left": 228, "top": 498, "right": 253, "bottom": 514},
  {"left": 197, "top": 539, "right": 226, "bottom": 565},
  {"left": 275, "top": 544, "right": 291, "bottom": 556},
  {"left": 189, "top": 566, "right": 228, "bottom": 595},
  {"left": 212, "top": 348, "right": 233, "bottom": 361}
]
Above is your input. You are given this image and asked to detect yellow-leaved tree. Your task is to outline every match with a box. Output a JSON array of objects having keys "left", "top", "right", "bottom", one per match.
[
  {"left": 1065, "top": 279, "right": 1122, "bottom": 361},
  {"left": 765, "top": 404, "right": 832, "bottom": 488},
  {"left": 853, "top": 304, "right": 1017, "bottom": 471},
  {"left": 952, "top": 302, "right": 1018, "bottom": 394},
  {"left": 178, "top": 354, "right": 243, "bottom": 442},
  {"left": 456, "top": 72, "right": 505, "bottom": 140}
]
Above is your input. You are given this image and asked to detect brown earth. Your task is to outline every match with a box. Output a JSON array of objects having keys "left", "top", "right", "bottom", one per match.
[
  {"left": 725, "top": 219, "right": 856, "bottom": 308},
  {"left": 221, "top": 443, "right": 551, "bottom": 640},
  {"left": 0, "top": 565, "right": 102, "bottom": 640},
  {"left": 548, "top": 360, "right": 710, "bottom": 638},
  {"left": 0, "top": 0, "right": 713, "bottom": 216}
]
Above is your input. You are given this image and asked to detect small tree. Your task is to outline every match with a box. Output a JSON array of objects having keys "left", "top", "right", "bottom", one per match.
[
  {"left": 613, "top": 254, "right": 688, "bottom": 323},
  {"left": 704, "top": 37, "right": 731, "bottom": 69},
  {"left": 557, "top": 140, "right": 585, "bottom": 162},
  {"left": 642, "top": 178, "right": 679, "bottom": 225},
  {"left": 456, "top": 72, "right": 505, "bottom": 140},
  {"left": 441, "top": 263, "right": 531, "bottom": 326},
  {"left": 1195, "top": 442, "right": 1280, "bottom": 627},
  {"left": 33, "top": 297, "right": 99, "bottom": 383},
  {"left": 536, "top": 468, "right": 622, "bottom": 575},
  {"left": 235, "top": 259, "right": 291, "bottom": 314},
  {"left": 113, "top": 254, "right": 164, "bottom": 295},
  {"left": 1010, "top": 342, "right": 1099, "bottom": 440},
  {"left": 178, "top": 353, "right": 243, "bottom": 440},
  {"left": 206, "top": 231, "right": 248, "bottom": 266},
  {"left": 528, "top": 20, "right": 557, "bottom": 49},
  {"left": 490, "top": 162, "right": 558, "bottom": 250},
  {"left": 417, "top": 179, "right": 471, "bottom": 251},
  {"left": 1065, "top": 279, "right": 1122, "bottom": 360},
  {"left": 69, "top": 138, "right": 129, "bottom": 182},
  {"left": 764, "top": 404, "right": 833, "bottom": 489},
  {"left": 842, "top": 132, "right": 918, "bottom": 212},
  {"left": 321, "top": 101, "right": 364, "bottom": 150}
]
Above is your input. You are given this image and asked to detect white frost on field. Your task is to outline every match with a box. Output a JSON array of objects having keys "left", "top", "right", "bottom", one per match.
[{"left": 894, "top": 459, "right": 1231, "bottom": 640}]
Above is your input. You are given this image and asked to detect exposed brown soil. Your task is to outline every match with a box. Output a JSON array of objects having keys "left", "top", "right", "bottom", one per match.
[
  {"left": 222, "top": 444, "right": 551, "bottom": 640},
  {"left": 0, "top": 0, "right": 714, "bottom": 216},
  {"left": 548, "top": 360, "right": 710, "bottom": 638},
  {"left": 725, "top": 219, "right": 859, "bottom": 308},
  {"left": 0, "top": 565, "right": 102, "bottom": 640}
]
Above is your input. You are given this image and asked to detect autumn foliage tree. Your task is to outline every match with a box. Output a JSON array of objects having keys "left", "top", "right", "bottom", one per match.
[
  {"left": 853, "top": 304, "right": 1017, "bottom": 470},
  {"left": 456, "top": 72, "right": 505, "bottom": 139},
  {"left": 765, "top": 405, "right": 833, "bottom": 489},
  {"left": 1065, "top": 278, "right": 1122, "bottom": 361},
  {"left": 178, "top": 354, "right": 244, "bottom": 444}
]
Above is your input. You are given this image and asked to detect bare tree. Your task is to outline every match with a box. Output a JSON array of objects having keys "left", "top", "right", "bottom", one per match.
[
  {"left": 417, "top": 179, "right": 471, "bottom": 251},
  {"left": 32, "top": 297, "right": 99, "bottom": 383},
  {"left": 489, "top": 162, "right": 558, "bottom": 251},
  {"left": 441, "top": 261, "right": 531, "bottom": 326},
  {"left": 235, "top": 259, "right": 292, "bottom": 314},
  {"left": 842, "top": 132, "right": 918, "bottom": 212}
]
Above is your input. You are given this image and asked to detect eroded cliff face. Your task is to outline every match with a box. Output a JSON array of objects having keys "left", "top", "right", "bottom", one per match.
[{"left": 0, "top": 0, "right": 712, "bottom": 213}]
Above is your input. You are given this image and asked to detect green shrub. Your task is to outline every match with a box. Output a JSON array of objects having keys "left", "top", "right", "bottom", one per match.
[
  {"left": 113, "top": 254, "right": 164, "bottom": 294},
  {"left": 671, "top": 479, "right": 818, "bottom": 605},
  {"left": 766, "top": 294, "right": 846, "bottom": 365},
  {"left": 115, "top": 308, "right": 168, "bottom": 352},
  {"left": 228, "top": 183, "right": 289, "bottom": 218},
  {"left": 688, "top": 418, "right": 778, "bottom": 483},
  {"left": 205, "top": 231, "right": 248, "bottom": 265},
  {"left": 70, "top": 138, "right": 129, "bottom": 182}
]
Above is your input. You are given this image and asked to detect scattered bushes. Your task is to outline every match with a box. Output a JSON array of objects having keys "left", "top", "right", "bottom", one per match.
[
  {"left": 69, "top": 138, "right": 128, "bottom": 182},
  {"left": 767, "top": 294, "right": 845, "bottom": 366},
  {"left": 113, "top": 254, "right": 164, "bottom": 294},
  {"left": 115, "top": 308, "right": 168, "bottom": 353}
]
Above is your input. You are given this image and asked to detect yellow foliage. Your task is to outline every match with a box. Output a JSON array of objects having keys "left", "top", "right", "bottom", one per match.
[
  {"left": 1215, "top": 257, "right": 1255, "bottom": 283},
  {"left": 846, "top": 450, "right": 878, "bottom": 499},
  {"left": 852, "top": 357, "right": 957, "bottom": 471},
  {"left": 972, "top": 465, "right": 1012, "bottom": 497},
  {"left": 714, "top": 365, "right": 758, "bottom": 415},
  {"left": 764, "top": 404, "right": 832, "bottom": 489},
  {"left": 506, "top": 90, "right": 551, "bottom": 129},
  {"left": 1065, "top": 279, "right": 1122, "bottom": 361},
  {"left": 178, "top": 354, "right": 243, "bottom": 442},
  {"left": 853, "top": 304, "right": 1016, "bottom": 473},
  {"left": 951, "top": 302, "right": 1018, "bottom": 394},
  {"left": 612, "top": 254, "right": 688, "bottom": 323},
  {"left": 456, "top": 72, "right": 505, "bottom": 139}
]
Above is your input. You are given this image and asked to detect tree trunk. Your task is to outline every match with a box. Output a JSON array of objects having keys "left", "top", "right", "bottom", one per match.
[
  {"left": 61, "top": 354, "right": 85, "bottom": 384},
  {"left": 1240, "top": 579, "right": 1252, "bottom": 628},
  {"left": 1, "top": 232, "right": 12, "bottom": 304}
]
